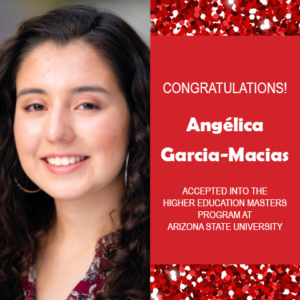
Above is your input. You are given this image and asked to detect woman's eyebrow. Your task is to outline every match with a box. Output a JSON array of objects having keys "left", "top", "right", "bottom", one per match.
[
  {"left": 16, "top": 86, "right": 110, "bottom": 99},
  {"left": 17, "top": 88, "right": 45, "bottom": 99},
  {"left": 71, "top": 86, "right": 110, "bottom": 94}
]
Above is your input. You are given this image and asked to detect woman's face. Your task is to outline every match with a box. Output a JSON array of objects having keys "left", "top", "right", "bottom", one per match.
[{"left": 14, "top": 41, "right": 130, "bottom": 200}]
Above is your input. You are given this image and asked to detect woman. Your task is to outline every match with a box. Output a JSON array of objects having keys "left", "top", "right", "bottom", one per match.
[{"left": 0, "top": 5, "right": 149, "bottom": 300}]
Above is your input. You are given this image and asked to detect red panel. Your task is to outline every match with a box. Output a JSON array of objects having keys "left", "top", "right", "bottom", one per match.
[{"left": 151, "top": 36, "right": 300, "bottom": 264}]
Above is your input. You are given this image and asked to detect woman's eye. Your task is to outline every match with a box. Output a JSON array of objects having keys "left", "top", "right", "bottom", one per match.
[
  {"left": 77, "top": 103, "right": 100, "bottom": 110},
  {"left": 24, "top": 104, "right": 46, "bottom": 111}
]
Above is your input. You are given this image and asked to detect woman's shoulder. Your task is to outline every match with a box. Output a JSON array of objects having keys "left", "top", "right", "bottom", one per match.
[{"left": 97, "top": 230, "right": 120, "bottom": 251}]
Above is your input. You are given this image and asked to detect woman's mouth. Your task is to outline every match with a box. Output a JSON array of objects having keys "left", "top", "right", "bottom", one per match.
[
  {"left": 44, "top": 156, "right": 88, "bottom": 166},
  {"left": 41, "top": 155, "right": 89, "bottom": 174}
]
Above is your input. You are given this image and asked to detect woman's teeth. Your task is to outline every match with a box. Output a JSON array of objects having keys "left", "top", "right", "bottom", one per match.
[{"left": 46, "top": 156, "right": 85, "bottom": 166}]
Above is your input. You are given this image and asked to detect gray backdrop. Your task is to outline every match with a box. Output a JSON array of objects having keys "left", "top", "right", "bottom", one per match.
[{"left": 0, "top": 0, "right": 149, "bottom": 46}]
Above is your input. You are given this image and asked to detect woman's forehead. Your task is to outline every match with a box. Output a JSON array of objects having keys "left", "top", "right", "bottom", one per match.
[{"left": 16, "top": 40, "right": 119, "bottom": 95}]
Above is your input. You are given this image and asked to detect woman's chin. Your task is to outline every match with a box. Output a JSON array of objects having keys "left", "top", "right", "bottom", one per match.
[{"left": 44, "top": 187, "right": 93, "bottom": 201}]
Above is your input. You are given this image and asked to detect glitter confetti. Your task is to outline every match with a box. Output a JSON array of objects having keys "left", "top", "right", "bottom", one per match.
[
  {"left": 150, "top": 264, "right": 300, "bottom": 299},
  {"left": 150, "top": 0, "right": 300, "bottom": 36}
]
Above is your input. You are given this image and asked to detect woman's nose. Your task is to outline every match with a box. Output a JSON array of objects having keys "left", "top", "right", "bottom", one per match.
[{"left": 44, "top": 104, "right": 75, "bottom": 143}]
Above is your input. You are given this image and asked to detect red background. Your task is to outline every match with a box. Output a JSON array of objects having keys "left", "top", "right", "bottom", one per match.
[{"left": 151, "top": 37, "right": 300, "bottom": 264}]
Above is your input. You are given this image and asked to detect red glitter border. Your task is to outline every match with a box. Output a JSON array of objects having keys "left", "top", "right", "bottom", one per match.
[
  {"left": 150, "top": 0, "right": 300, "bottom": 36},
  {"left": 151, "top": 264, "right": 300, "bottom": 299},
  {"left": 150, "top": 1, "right": 299, "bottom": 299}
]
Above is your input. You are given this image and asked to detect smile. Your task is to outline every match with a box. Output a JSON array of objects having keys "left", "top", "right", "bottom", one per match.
[
  {"left": 45, "top": 156, "right": 87, "bottom": 166},
  {"left": 41, "top": 155, "right": 89, "bottom": 175}
]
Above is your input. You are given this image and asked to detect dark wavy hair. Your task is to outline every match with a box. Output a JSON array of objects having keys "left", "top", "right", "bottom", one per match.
[{"left": 0, "top": 5, "right": 149, "bottom": 300}]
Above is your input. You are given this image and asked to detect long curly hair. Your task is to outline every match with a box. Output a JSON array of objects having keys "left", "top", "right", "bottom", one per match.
[{"left": 0, "top": 5, "right": 149, "bottom": 300}]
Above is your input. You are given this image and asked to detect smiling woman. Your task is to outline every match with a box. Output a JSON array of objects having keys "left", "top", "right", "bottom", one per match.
[{"left": 0, "top": 5, "right": 149, "bottom": 300}]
